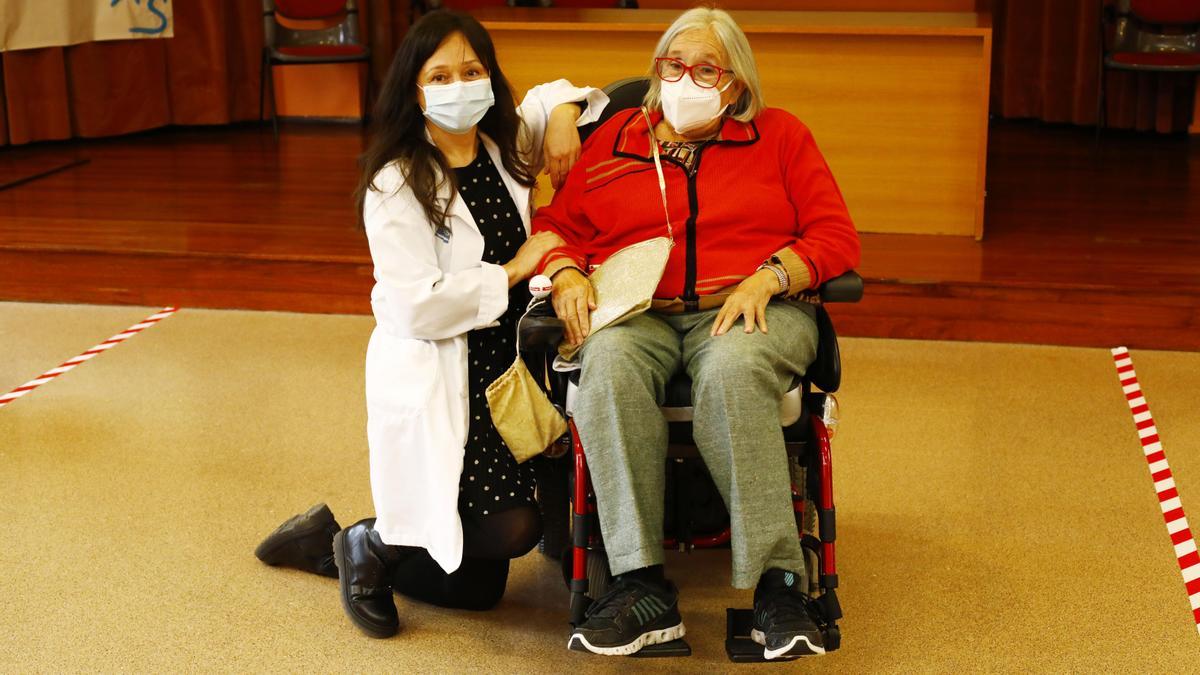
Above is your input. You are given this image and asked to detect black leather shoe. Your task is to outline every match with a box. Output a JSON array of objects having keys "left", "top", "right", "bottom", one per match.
[
  {"left": 334, "top": 519, "right": 400, "bottom": 638},
  {"left": 255, "top": 503, "right": 340, "bottom": 578}
]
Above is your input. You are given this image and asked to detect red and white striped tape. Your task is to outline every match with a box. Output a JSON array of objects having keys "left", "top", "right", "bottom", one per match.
[
  {"left": 1111, "top": 346, "right": 1200, "bottom": 635},
  {"left": 0, "top": 307, "right": 178, "bottom": 410}
]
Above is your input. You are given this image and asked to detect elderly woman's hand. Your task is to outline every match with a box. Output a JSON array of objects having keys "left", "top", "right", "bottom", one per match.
[
  {"left": 550, "top": 267, "right": 596, "bottom": 347},
  {"left": 544, "top": 103, "right": 584, "bottom": 190},
  {"left": 711, "top": 269, "right": 782, "bottom": 336}
]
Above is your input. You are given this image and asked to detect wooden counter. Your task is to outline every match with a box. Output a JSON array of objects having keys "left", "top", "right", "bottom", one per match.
[{"left": 480, "top": 8, "right": 992, "bottom": 238}]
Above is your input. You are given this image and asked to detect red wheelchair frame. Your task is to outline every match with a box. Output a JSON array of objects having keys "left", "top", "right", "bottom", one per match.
[{"left": 562, "top": 405, "right": 844, "bottom": 655}]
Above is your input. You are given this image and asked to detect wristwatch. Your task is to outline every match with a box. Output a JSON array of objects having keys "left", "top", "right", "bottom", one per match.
[{"left": 757, "top": 257, "right": 789, "bottom": 295}]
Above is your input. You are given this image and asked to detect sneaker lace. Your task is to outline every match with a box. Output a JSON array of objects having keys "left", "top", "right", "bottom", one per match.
[
  {"left": 762, "top": 588, "right": 818, "bottom": 626},
  {"left": 584, "top": 579, "right": 640, "bottom": 620}
]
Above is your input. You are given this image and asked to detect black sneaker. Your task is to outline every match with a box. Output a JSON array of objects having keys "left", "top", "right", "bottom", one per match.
[
  {"left": 752, "top": 568, "right": 825, "bottom": 659},
  {"left": 567, "top": 577, "right": 685, "bottom": 656},
  {"left": 254, "top": 503, "right": 341, "bottom": 578}
]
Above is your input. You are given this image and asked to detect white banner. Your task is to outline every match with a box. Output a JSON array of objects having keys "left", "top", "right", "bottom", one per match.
[{"left": 0, "top": 0, "right": 174, "bottom": 52}]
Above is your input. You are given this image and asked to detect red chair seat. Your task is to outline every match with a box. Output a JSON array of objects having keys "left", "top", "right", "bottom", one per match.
[
  {"left": 548, "top": 0, "right": 623, "bottom": 6},
  {"left": 1130, "top": 0, "right": 1200, "bottom": 25},
  {"left": 275, "top": 44, "right": 367, "bottom": 58},
  {"left": 275, "top": 0, "right": 350, "bottom": 19},
  {"left": 435, "top": 1, "right": 511, "bottom": 8},
  {"left": 1110, "top": 51, "right": 1200, "bottom": 67}
]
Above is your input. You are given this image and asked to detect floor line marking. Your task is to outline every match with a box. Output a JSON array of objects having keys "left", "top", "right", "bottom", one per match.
[
  {"left": 0, "top": 307, "right": 178, "bottom": 409},
  {"left": 1111, "top": 346, "right": 1200, "bottom": 636}
]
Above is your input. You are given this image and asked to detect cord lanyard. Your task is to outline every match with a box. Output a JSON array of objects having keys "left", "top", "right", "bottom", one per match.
[{"left": 642, "top": 107, "right": 675, "bottom": 243}]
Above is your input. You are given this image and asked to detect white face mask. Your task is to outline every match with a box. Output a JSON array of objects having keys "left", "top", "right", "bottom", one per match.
[
  {"left": 420, "top": 78, "right": 495, "bottom": 135},
  {"left": 660, "top": 76, "right": 733, "bottom": 134}
]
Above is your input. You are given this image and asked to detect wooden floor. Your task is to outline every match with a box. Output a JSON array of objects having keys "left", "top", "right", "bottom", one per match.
[{"left": 1, "top": 120, "right": 1198, "bottom": 350}]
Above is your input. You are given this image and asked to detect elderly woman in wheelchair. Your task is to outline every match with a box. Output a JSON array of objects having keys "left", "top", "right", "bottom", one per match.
[{"left": 527, "top": 7, "right": 861, "bottom": 661}]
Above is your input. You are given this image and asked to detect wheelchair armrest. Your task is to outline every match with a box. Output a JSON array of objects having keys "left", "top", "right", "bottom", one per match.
[
  {"left": 518, "top": 300, "right": 564, "bottom": 352},
  {"left": 818, "top": 271, "right": 864, "bottom": 304}
]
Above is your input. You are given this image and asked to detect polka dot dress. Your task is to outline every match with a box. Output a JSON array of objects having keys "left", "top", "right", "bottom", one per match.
[{"left": 454, "top": 148, "right": 536, "bottom": 518}]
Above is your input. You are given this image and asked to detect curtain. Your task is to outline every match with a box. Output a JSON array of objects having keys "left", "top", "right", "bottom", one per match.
[
  {"left": 0, "top": 0, "right": 411, "bottom": 146},
  {"left": 990, "top": 0, "right": 1196, "bottom": 133}
]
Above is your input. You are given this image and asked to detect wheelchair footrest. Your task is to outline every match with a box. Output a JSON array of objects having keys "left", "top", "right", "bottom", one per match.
[
  {"left": 568, "top": 638, "right": 691, "bottom": 658},
  {"left": 726, "top": 608, "right": 771, "bottom": 663},
  {"left": 631, "top": 638, "right": 692, "bottom": 658},
  {"left": 726, "top": 608, "right": 809, "bottom": 663},
  {"left": 725, "top": 607, "right": 837, "bottom": 662}
]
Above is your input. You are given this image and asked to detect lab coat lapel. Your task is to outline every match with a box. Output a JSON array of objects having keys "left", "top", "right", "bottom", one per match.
[{"left": 421, "top": 125, "right": 483, "bottom": 238}]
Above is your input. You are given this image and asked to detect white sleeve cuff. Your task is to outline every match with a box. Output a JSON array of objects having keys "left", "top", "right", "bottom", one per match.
[
  {"left": 526, "top": 79, "right": 610, "bottom": 125},
  {"left": 475, "top": 261, "right": 511, "bottom": 328},
  {"left": 575, "top": 87, "right": 610, "bottom": 127}
]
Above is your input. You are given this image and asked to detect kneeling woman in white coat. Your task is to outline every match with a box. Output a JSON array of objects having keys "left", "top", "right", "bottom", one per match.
[{"left": 342, "top": 11, "right": 603, "bottom": 638}]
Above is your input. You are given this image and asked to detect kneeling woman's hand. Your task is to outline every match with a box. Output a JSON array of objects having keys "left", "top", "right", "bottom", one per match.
[
  {"left": 550, "top": 268, "right": 596, "bottom": 348},
  {"left": 544, "top": 103, "right": 584, "bottom": 190},
  {"left": 503, "top": 231, "right": 565, "bottom": 288}
]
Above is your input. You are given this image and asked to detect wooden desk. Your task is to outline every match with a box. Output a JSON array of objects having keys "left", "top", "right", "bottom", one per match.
[{"left": 480, "top": 8, "right": 992, "bottom": 238}]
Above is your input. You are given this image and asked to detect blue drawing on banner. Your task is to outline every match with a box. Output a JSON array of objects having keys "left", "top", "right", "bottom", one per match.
[{"left": 110, "top": 0, "right": 170, "bottom": 36}]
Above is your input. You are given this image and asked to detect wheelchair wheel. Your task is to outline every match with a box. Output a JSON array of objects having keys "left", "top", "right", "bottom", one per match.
[{"left": 560, "top": 546, "right": 612, "bottom": 601}]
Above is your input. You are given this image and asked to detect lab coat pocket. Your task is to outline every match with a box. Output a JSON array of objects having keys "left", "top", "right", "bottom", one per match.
[{"left": 365, "top": 329, "right": 440, "bottom": 417}]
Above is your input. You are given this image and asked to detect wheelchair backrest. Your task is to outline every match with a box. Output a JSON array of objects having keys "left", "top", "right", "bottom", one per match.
[{"left": 578, "top": 77, "right": 651, "bottom": 144}]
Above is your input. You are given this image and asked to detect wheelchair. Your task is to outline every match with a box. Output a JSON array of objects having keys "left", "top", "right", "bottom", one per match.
[{"left": 521, "top": 77, "right": 864, "bottom": 661}]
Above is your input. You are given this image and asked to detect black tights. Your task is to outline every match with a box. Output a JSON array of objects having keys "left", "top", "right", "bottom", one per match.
[{"left": 387, "top": 504, "right": 542, "bottom": 611}]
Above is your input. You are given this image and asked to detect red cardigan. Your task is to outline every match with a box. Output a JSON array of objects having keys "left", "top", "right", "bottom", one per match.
[{"left": 533, "top": 107, "right": 860, "bottom": 310}]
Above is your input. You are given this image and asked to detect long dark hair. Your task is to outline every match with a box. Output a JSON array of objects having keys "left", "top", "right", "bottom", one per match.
[{"left": 354, "top": 11, "right": 536, "bottom": 228}]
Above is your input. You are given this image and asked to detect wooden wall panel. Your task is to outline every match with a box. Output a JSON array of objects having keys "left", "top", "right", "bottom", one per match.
[{"left": 485, "top": 10, "right": 991, "bottom": 236}]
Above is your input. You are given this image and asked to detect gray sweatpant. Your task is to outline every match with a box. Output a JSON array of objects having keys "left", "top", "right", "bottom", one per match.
[{"left": 573, "top": 300, "right": 819, "bottom": 589}]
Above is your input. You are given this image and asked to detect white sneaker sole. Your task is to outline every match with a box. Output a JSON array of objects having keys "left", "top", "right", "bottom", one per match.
[
  {"left": 750, "top": 628, "right": 826, "bottom": 659},
  {"left": 567, "top": 622, "right": 686, "bottom": 656}
]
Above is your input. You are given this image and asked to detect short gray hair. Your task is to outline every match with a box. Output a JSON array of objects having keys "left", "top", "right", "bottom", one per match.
[{"left": 643, "top": 8, "right": 765, "bottom": 123}]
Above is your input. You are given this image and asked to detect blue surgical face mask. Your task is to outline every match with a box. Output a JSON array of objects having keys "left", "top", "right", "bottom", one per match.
[{"left": 420, "top": 78, "right": 495, "bottom": 135}]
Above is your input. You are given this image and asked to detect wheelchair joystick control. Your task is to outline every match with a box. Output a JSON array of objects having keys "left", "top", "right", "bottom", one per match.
[{"left": 529, "top": 274, "right": 553, "bottom": 299}]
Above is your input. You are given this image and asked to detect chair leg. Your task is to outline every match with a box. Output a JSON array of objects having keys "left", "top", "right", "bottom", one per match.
[
  {"left": 1095, "top": 5, "right": 1107, "bottom": 144},
  {"left": 269, "top": 61, "right": 279, "bottom": 141},
  {"left": 258, "top": 52, "right": 267, "bottom": 122},
  {"left": 361, "top": 61, "right": 371, "bottom": 127}
]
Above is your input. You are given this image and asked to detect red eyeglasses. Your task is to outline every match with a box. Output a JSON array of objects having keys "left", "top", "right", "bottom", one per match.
[{"left": 654, "top": 57, "right": 734, "bottom": 89}]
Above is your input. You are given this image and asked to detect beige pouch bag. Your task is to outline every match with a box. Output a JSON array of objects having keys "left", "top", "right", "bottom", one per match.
[
  {"left": 486, "top": 300, "right": 568, "bottom": 463},
  {"left": 558, "top": 107, "right": 676, "bottom": 361},
  {"left": 557, "top": 236, "right": 672, "bottom": 360}
]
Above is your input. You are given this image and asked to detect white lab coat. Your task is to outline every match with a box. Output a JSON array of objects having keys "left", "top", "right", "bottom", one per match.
[{"left": 362, "top": 80, "right": 607, "bottom": 573}]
